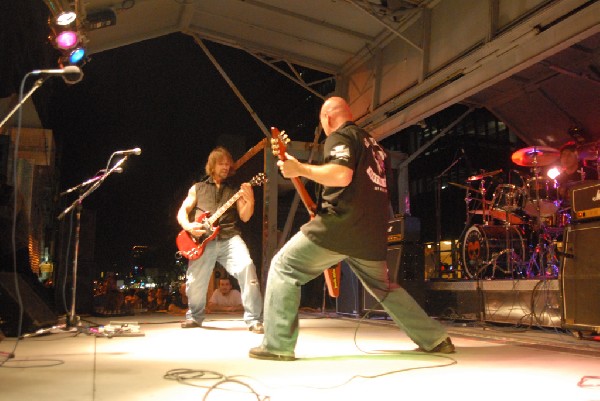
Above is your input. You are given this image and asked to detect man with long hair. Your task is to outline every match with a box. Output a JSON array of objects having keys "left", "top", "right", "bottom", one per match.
[{"left": 177, "top": 147, "right": 263, "bottom": 333}]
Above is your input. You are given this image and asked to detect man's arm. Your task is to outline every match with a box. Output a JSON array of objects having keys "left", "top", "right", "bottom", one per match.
[
  {"left": 278, "top": 154, "right": 353, "bottom": 187},
  {"left": 177, "top": 185, "right": 206, "bottom": 236}
]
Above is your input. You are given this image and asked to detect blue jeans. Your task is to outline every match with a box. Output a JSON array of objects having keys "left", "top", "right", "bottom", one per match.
[
  {"left": 261, "top": 232, "right": 449, "bottom": 356},
  {"left": 185, "top": 235, "right": 262, "bottom": 326}
]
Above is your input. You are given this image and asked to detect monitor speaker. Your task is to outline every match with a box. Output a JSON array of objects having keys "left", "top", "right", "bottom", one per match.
[
  {"left": 561, "top": 221, "right": 600, "bottom": 331},
  {"left": 0, "top": 272, "right": 57, "bottom": 337}
]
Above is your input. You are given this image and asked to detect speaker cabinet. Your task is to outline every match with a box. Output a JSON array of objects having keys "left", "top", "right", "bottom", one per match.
[
  {"left": 0, "top": 272, "right": 57, "bottom": 337},
  {"left": 561, "top": 221, "right": 600, "bottom": 331},
  {"left": 336, "top": 243, "right": 424, "bottom": 316}
]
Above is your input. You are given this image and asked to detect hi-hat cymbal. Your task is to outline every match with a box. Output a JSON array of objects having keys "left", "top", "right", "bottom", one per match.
[
  {"left": 511, "top": 146, "right": 559, "bottom": 167},
  {"left": 577, "top": 142, "right": 600, "bottom": 160},
  {"left": 448, "top": 182, "right": 483, "bottom": 193}
]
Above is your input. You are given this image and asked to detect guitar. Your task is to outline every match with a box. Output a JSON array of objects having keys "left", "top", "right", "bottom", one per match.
[
  {"left": 176, "top": 173, "right": 267, "bottom": 260},
  {"left": 270, "top": 127, "right": 341, "bottom": 298}
]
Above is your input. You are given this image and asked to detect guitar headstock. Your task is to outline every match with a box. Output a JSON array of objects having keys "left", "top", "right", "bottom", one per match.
[
  {"left": 270, "top": 126, "right": 289, "bottom": 161},
  {"left": 249, "top": 173, "right": 268, "bottom": 187}
]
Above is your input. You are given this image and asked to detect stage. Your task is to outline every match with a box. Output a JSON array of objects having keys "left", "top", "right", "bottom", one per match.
[{"left": 1, "top": 311, "right": 599, "bottom": 401}]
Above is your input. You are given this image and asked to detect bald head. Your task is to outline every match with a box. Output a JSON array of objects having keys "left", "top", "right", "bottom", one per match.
[{"left": 319, "top": 97, "right": 353, "bottom": 135}]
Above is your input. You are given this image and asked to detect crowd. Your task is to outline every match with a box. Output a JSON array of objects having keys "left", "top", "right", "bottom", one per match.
[{"left": 92, "top": 274, "right": 242, "bottom": 316}]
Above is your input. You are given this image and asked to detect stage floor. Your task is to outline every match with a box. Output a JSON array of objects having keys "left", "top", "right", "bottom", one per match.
[{"left": 1, "top": 312, "right": 599, "bottom": 401}]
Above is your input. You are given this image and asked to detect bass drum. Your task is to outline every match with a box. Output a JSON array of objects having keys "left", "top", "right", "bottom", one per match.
[{"left": 461, "top": 225, "right": 526, "bottom": 279}]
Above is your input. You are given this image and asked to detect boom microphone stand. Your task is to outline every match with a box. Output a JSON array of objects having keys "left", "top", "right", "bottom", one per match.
[
  {"left": 434, "top": 151, "right": 464, "bottom": 274},
  {"left": 58, "top": 154, "right": 131, "bottom": 328}
]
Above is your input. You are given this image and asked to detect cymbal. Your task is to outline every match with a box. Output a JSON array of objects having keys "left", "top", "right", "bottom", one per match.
[
  {"left": 448, "top": 182, "right": 483, "bottom": 193},
  {"left": 577, "top": 142, "right": 600, "bottom": 160},
  {"left": 466, "top": 169, "right": 503, "bottom": 182},
  {"left": 511, "top": 146, "right": 559, "bottom": 167}
]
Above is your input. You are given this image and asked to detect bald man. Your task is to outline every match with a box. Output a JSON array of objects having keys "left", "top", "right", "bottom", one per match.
[{"left": 249, "top": 97, "right": 453, "bottom": 361}]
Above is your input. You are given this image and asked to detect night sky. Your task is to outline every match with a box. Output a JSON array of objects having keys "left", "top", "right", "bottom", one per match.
[{"left": 42, "top": 33, "right": 331, "bottom": 272}]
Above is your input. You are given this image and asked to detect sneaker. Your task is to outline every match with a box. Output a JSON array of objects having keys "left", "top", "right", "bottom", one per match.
[
  {"left": 422, "top": 337, "right": 455, "bottom": 354},
  {"left": 181, "top": 320, "right": 201, "bottom": 329},
  {"left": 249, "top": 322, "right": 264, "bottom": 334},
  {"left": 249, "top": 346, "right": 295, "bottom": 361}
]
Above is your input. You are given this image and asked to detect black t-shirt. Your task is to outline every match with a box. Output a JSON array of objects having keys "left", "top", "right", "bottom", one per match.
[
  {"left": 301, "top": 122, "right": 390, "bottom": 260},
  {"left": 192, "top": 176, "right": 241, "bottom": 239}
]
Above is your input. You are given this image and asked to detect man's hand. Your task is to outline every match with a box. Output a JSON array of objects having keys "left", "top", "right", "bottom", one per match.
[
  {"left": 185, "top": 221, "right": 206, "bottom": 237},
  {"left": 239, "top": 182, "right": 255, "bottom": 204},
  {"left": 277, "top": 153, "right": 304, "bottom": 178}
]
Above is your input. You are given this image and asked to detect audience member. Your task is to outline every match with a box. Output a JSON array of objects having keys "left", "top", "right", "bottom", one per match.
[{"left": 206, "top": 276, "right": 243, "bottom": 313}]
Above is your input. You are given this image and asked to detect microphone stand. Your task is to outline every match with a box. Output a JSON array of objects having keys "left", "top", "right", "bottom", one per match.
[
  {"left": 434, "top": 153, "right": 463, "bottom": 275},
  {"left": 58, "top": 157, "right": 128, "bottom": 328},
  {"left": 0, "top": 78, "right": 45, "bottom": 129}
]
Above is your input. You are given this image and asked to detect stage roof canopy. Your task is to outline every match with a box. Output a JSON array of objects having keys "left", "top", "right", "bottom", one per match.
[{"left": 5, "top": 0, "right": 600, "bottom": 147}]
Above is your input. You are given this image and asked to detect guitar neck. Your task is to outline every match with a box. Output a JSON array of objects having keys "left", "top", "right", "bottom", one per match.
[
  {"left": 207, "top": 190, "right": 243, "bottom": 226},
  {"left": 290, "top": 177, "right": 317, "bottom": 216}
]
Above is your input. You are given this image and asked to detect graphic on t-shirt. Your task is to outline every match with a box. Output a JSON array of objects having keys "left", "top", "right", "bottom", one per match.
[
  {"left": 330, "top": 144, "right": 350, "bottom": 161},
  {"left": 364, "top": 137, "right": 387, "bottom": 190}
]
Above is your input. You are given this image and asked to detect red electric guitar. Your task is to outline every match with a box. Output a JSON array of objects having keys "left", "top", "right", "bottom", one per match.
[
  {"left": 176, "top": 173, "right": 267, "bottom": 260},
  {"left": 270, "top": 127, "right": 341, "bottom": 298}
]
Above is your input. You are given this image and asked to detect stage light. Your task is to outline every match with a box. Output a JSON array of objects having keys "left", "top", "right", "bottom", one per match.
[
  {"left": 547, "top": 167, "right": 560, "bottom": 179},
  {"left": 55, "top": 30, "right": 79, "bottom": 50},
  {"left": 68, "top": 47, "right": 86, "bottom": 64},
  {"left": 55, "top": 10, "right": 76, "bottom": 26}
]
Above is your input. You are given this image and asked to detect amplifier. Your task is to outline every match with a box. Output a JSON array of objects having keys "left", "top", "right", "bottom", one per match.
[
  {"left": 571, "top": 180, "right": 600, "bottom": 221},
  {"left": 387, "top": 215, "right": 420, "bottom": 243}
]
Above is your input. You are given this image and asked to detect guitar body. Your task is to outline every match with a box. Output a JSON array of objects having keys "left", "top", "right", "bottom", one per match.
[
  {"left": 176, "top": 212, "right": 220, "bottom": 260},
  {"left": 270, "top": 127, "right": 341, "bottom": 297},
  {"left": 175, "top": 173, "right": 266, "bottom": 261}
]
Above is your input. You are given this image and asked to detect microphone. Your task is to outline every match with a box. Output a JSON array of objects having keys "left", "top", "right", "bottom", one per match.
[
  {"left": 30, "top": 66, "right": 83, "bottom": 84},
  {"left": 114, "top": 148, "right": 142, "bottom": 156}
]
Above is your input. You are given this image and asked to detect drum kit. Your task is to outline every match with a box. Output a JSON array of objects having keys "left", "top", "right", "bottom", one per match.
[{"left": 453, "top": 145, "right": 569, "bottom": 279}]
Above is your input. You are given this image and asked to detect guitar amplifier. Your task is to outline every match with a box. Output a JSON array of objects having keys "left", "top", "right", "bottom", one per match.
[
  {"left": 387, "top": 215, "right": 420, "bottom": 243},
  {"left": 571, "top": 180, "right": 600, "bottom": 222}
]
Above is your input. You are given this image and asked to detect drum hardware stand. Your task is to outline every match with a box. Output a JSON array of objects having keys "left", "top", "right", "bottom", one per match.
[{"left": 528, "top": 163, "right": 557, "bottom": 279}]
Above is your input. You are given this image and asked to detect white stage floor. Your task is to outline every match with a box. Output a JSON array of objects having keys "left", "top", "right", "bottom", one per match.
[{"left": 1, "top": 312, "right": 599, "bottom": 401}]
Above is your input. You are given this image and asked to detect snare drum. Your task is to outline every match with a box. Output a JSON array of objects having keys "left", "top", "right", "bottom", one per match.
[{"left": 524, "top": 177, "right": 559, "bottom": 217}]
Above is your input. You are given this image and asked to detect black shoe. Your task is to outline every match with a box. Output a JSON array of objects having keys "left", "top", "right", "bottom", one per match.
[
  {"left": 249, "top": 346, "right": 295, "bottom": 361},
  {"left": 421, "top": 337, "right": 455, "bottom": 354},
  {"left": 181, "top": 320, "right": 201, "bottom": 329},
  {"left": 249, "top": 322, "right": 264, "bottom": 334}
]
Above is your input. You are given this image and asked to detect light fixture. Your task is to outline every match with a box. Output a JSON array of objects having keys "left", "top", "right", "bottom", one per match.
[
  {"left": 55, "top": 10, "right": 77, "bottom": 26},
  {"left": 55, "top": 30, "right": 79, "bottom": 50},
  {"left": 68, "top": 47, "right": 86, "bottom": 64},
  {"left": 44, "top": 0, "right": 88, "bottom": 70}
]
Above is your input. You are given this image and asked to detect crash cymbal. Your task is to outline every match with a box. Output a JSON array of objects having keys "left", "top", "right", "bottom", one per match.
[
  {"left": 466, "top": 169, "right": 503, "bottom": 182},
  {"left": 577, "top": 142, "right": 600, "bottom": 160},
  {"left": 511, "top": 146, "right": 559, "bottom": 167},
  {"left": 448, "top": 182, "right": 483, "bottom": 193}
]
